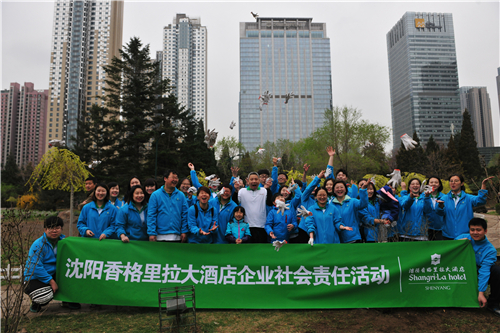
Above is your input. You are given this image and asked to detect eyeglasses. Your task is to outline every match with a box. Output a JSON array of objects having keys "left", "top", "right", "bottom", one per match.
[{"left": 47, "top": 226, "right": 62, "bottom": 230}]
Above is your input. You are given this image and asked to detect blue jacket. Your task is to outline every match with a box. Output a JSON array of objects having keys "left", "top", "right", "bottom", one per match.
[
  {"left": 147, "top": 187, "right": 189, "bottom": 236},
  {"left": 455, "top": 234, "right": 497, "bottom": 292},
  {"left": 301, "top": 176, "right": 321, "bottom": 209},
  {"left": 271, "top": 166, "right": 280, "bottom": 194},
  {"left": 398, "top": 195, "right": 432, "bottom": 237},
  {"left": 388, "top": 191, "right": 407, "bottom": 238},
  {"left": 115, "top": 203, "right": 148, "bottom": 241},
  {"left": 187, "top": 202, "right": 218, "bottom": 244},
  {"left": 209, "top": 197, "right": 238, "bottom": 244},
  {"left": 186, "top": 194, "right": 198, "bottom": 207},
  {"left": 326, "top": 164, "right": 359, "bottom": 198},
  {"left": 331, "top": 189, "right": 368, "bottom": 243},
  {"left": 225, "top": 218, "right": 251, "bottom": 242},
  {"left": 24, "top": 233, "right": 64, "bottom": 283},
  {"left": 191, "top": 170, "right": 217, "bottom": 199},
  {"left": 358, "top": 199, "right": 380, "bottom": 242},
  {"left": 77, "top": 201, "right": 117, "bottom": 238},
  {"left": 265, "top": 206, "right": 298, "bottom": 242},
  {"left": 112, "top": 198, "right": 124, "bottom": 209},
  {"left": 437, "top": 190, "right": 488, "bottom": 239},
  {"left": 425, "top": 192, "right": 445, "bottom": 231},
  {"left": 304, "top": 202, "right": 343, "bottom": 244}
]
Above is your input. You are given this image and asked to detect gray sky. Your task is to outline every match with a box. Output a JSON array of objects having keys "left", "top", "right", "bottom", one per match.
[{"left": 2, "top": 0, "right": 499, "bottom": 150}]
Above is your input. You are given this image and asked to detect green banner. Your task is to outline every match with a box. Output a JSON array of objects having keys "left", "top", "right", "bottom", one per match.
[{"left": 55, "top": 238, "right": 479, "bottom": 309}]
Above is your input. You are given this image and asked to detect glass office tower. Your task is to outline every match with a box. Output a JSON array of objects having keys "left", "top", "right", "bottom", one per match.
[
  {"left": 239, "top": 17, "right": 332, "bottom": 152},
  {"left": 387, "top": 12, "right": 462, "bottom": 150}
]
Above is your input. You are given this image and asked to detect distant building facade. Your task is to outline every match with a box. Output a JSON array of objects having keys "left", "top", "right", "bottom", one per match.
[
  {"left": 161, "top": 14, "right": 207, "bottom": 127},
  {"left": 239, "top": 17, "right": 333, "bottom": 152},
  {"left": 459, "top": 86, "right": 494, "bottom": 147},
  {"left": 387, "top": 12, "right": 462, "bottom": 149},
  {"left": 46, "top": 0, "right": 123, "bottom": 148},
  {"left": 1, "top": 82, "right": 48, "bottom": 166}
]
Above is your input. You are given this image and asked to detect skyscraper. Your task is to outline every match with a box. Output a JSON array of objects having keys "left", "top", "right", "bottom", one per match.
[
  {"left": 1, "top": 82, "right": 48, "bottom": 166},
  {"left": 459, "top": 86, "right": 494, "bottom": 147},
  {"left": 387, "top": 12, "right": 462, "bottom": 149},
  {"left": 239, "top": 17, "right": 332, "bottom": 152},
  {"left": 46, "top": 0, "right": 123, "bottom": 148},
  {"left": 162, "top": 14, "right": 207, "bottom": 126}
]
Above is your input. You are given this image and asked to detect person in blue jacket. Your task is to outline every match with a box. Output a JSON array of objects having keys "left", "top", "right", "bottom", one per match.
[
  {"left": 178, "top": 177, "right": 197, "bottom": 207},
  {"left": 437, "top": 174, "right": 491, "bottom": 240},
  {"left": 301, "top": 170, "right": 324, "bottom": 209},
  {"left": 188, "top": 162, "right": 219, "bottom": 198},
  {"left": 398, "top": 178, "right": 432, "bottom": 241},
  {"left": 265, "top": 193, "right": 298, "bottom": 242},
  {"left": 77, "top": 183, "right": 117, "bottom": 240},
  {"left": 225, "top": 206, "right": 252, "bottom": 243},
  {"left": 455, "top": 218, "right": 500, "bottom": 316},
  {"left": 331, "top": 179, "right": 368, "bottom": 243},
  {"left": 358, "top": 181, "right": 387, "bottom": 242},
  {"left": 147, "top": 169, "right": 189, "bottom": 242},
  {"left": 209, "top": 183, "right": 237, "bottom": 244},
  {"left": 108, "top": 181, "right": 124, "bottom": 209},
  {"left": 187, "top": 186, "right": 218, "bottom": 243},
  {"left": 305, "top": 187, "right": 353, "bottom": 245},
  {"left": 424, "top": 176, "right": 445, "bottom": 241},
  {"left": 271, "top": 157, "right": 288, "bottom": 194},
  {"left": 24, "top": 216, "right": 80, "bottom": 312},
  {"left": 116, "top": 185, "right": 149, "bottom": 242}
]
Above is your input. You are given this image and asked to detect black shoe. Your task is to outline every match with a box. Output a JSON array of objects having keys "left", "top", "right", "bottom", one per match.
[
  {"left": 487, "top": 305, "right": 500, "bottom": 317},
  {"left": 30, "top": 303, "right": 42, "bottom": 313},
  {"left": 61, "top": 302, "right": 81, "bottom": 310}
]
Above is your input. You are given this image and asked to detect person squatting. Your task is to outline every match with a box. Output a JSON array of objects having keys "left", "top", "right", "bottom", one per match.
[{"left": 24, "top": 149, "right": 499, "bottom": 316}]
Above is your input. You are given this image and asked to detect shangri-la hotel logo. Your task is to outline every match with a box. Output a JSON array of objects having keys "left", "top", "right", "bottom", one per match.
[{"left": 415, "top": 18, "right": 425, "bottom": 28}]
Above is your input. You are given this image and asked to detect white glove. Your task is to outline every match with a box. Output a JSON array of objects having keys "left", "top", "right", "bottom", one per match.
[
  {"left": 209, "top": 179, "right": 221, "bottom": 188},
  {"left": 256, "top": 148, "right": 265, "bottom": 154},
  {"left": 229, "top": 121, "right": 236, "bottom": 130},
  {"left": 288, "top": 183, "right": 298, "bottom": 193},
  {"left": 217, "top": 187, "right": 225, "bottom": 197},
  {"left": 284, "top": 92, "right": 294, "bottom": 104},
  {"left": 308, "top": 238, "right": 314, "bottom": 247},
  {"left": 274, "top": 157, "right": 282, "bottom": 163},
  {"left": 234, "top": 176, "right": 240, "bottom": 183},
  {"left": 400, "top": 133, "right": 418, "bottom": 150},
  {"left": 324, "top": 168, "right": 332, "bottom": 178},
  {"left": 275, "top": 200, "right": 290, "bottom": 215},
  {"left": 205, "top": 174, "right": 216, "bottom": 181},
  {"left": 297, "top": 205, "right": 313, "bottom": 218},
  {"left": 272, "top": 240, "right": 287, "bottom": 252},
  {"left": 187, "top": 187, "right": 197, "bottom": 194},
  {"left": 370, "top": 176, "right": 376, "bottom": 185},
  {"left": 386, "top": 169, "right": 401, "bottom": 188}
]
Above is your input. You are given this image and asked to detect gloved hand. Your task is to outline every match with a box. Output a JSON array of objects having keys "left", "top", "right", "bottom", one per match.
[
  {"left": 217, "top": 187, "right": 225, "bottom": 197},
  {"left": 386, "top": 169, "right": 401, "bottom": 188},
  {"left": 272, "top": 240, "right": 287, "bottom": 252},
  {"left": 400, "top": 133, "right": 418, "bottom": 150},
  {"left": 256, "top": 148, "right": 265, "bottom": 154},
  {"left": 229, "top": 121, "right": 236, "bottom": 130},
  {"left": 276, "top": 200, "right": 290, "bottom": 215},
  {"left": 187, "top": 187, "right": 197, "bottom": 194},
  {"left": 308, "top": 238, "right": 314, "bottom": 247},
  {"left": 324, "top": 168, "right": 332, "bottom": 178},
  {"left": 297, "top": 205, "right": 313, "bottom": 218},
  {"left": 288, "top": 183, "right": 298, "bottom": 193}
]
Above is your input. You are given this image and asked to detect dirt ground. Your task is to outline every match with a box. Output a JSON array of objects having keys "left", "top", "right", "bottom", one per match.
[{"left": 2, "top": 211, "right": 500, "bottom": 332}]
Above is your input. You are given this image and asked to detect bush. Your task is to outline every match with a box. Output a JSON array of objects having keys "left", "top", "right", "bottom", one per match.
[
  {"left": 16, "top": 194, "right": 37, "bottom": 210},
  {"left": 495, "top": 203, "right": 500, "bottom": 215}
]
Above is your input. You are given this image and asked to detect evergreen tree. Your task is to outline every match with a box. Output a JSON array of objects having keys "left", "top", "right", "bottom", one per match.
[
  {"left": 458, "top": 109, "right": 483, "bottom": 180},
  {"left": 425, "top": 135, "right": 439, "bottom": 156},
  {"left": 1, "top": 154, "right": 21, "bottom": 185},
  {"left": 443, "top": 135, "right": 463, "bottom": 175},
  {"left": 238, "top": 152, "right": 254, "bottom": 180},
  {"left": 396, "top": 132, "right": 426, "bottom": 174}
]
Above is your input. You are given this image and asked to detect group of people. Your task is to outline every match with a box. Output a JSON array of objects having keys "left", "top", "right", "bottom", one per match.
[{"left": 23, "top": 147, "right": 499, "bottom": 316}]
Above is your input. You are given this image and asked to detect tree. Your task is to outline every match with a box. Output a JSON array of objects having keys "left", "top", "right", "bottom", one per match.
[
  {"left": 458, "top": 109, "right": 483, "bottom": 180},
  {"left": 395, "top": 132, "right": 426, "bottom": 175},
  {"left": 309, "top": 106, "right": 390, "bottom": 180},
  {"left": 214, "top": 136, "right": 246, "bottom": 183},
  {"left": 27, "top": 148, "right": 91, "bottom": 236},
  {"left": 1, "top": 154, "right": 21, "bottom": 185},
  {"left": 425, "top": 135, "right": 439, "bottom": 156}
]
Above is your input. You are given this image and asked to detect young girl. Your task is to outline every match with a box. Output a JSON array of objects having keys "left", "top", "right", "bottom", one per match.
[
  {"left": 107, "top": 182, "right": 124, "bottom": 209},
  {"left": 77, "top": 183, "right": 117, "bottom": 240},
  {"left": 115, "top": 185, "right": 149, "bottom": 242},
  {"left": 265, "top": 193, "right": 297, "bottom": 243},
  {"left": 225, "top": 206, "right": 251, "bottom": 244},
  {"left": 398, "top": 178, "right": 432, "bottom": 241}
]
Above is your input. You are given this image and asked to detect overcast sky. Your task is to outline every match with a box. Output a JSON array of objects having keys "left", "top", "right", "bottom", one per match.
[{"left": 2, "top": 0, "right": 499, "bottom": 150}]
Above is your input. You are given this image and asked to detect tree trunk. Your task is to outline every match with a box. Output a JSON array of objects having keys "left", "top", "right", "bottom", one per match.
[{"left": 69, "top": 184, "right": 74, "bottom": 237}]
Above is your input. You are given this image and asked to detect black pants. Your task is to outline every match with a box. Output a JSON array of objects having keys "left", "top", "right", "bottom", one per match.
[
  {"left": 488, "top": 264, "right": 500, "bottom": 306},
  {"left": 288, "top": 228, "right": 309, "bottom": 244},
  {"left": 250, "top": 227, "right": 268, "bottom": 243},
  {"left": 24, "top": 277, "right": 54, "bottom": 306},
  {"left": 428, "top": 229, "right": 443, "bottom": 241}
]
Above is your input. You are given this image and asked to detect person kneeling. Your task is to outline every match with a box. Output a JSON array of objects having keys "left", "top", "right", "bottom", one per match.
[
  {"left": 456, "top": 218, "right": 500, "bottom": 316},
  {"left": 23, "top": 216, "right": 81, "bottom": 312}
]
